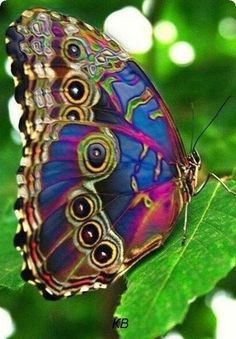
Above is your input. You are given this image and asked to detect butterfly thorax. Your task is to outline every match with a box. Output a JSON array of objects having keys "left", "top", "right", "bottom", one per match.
[{"left": 177, "top": 149, "right": 201, "bottom": 204}]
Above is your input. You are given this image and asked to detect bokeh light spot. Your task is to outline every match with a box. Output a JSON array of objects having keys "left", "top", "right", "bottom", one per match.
[
  {"left": 104, "top": 7, "right": 153, "bottom": 53},
  {"left": 164, "top": 331, "right": 184, "bottom": 339},
  {"left": 169, "top": 41, "right": 195, "bottom": 66},
  {"left": 5, "top": 58, "right": 12, "bottom": 77},
  {"left": 218, "top": 17, "right": 236, "bottom": 40},
  {"left": 8, "top": 95, "right": 22, "bottom": 132},
  {"left": 154, "top": 20, "right": 177, "bottom": 44},
  {"left": 0, "top": 307, "right": 15, "bottom": 339},
  {"left": 211, "top": 290, "right": 236, "bottom": 339},
  {"left": 142, "top": 0, "right": 153, "bottom": 16}
]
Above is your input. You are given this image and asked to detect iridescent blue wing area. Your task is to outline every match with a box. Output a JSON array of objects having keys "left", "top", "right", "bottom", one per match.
[{"left": 94, "top": 60, "right": 186, "bottom": 163}]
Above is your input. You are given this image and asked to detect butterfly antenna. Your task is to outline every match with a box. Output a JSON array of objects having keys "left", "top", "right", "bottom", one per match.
[{"left": 192, "top": 96, "right": 232, "bottom": 151}]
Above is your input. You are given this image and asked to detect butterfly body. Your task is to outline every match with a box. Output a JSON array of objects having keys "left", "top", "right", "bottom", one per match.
[{"left": 6, "top": 8, "right": 200, "bottom": 298}]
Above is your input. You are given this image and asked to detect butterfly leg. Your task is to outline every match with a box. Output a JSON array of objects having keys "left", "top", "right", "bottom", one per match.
[
  {"left": 194, "top": 172, "right": 236, "bottom": 196},
  {"left": 181, "top": 203, "right": 189, "bottom": 246},
  {"left": 209, "top": 172, "right": 236, "bottom": 195}
]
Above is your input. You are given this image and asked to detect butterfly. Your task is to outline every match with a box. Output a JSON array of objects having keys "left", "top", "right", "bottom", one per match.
[{"left": 6, "top": 8, "right": 225, "bottom": 300}]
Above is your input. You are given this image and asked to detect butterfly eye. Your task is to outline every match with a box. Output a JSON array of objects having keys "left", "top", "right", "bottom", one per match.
[
  {"left": 78, "top": 221, "right": 102, "bottom": 248},
  {"left": 87, "top": 143, "right": 106, "bottom": 169},
  {"left": 91, "top": 241, "right": 117, "bottom": 268},
  {"left": 192, "top": 149, "right": 201, "bottom": 165},
  {"left": 70, "top": 195, "right": 94, "bottom": 221},
  {"left": 64, "top": 78, "right": 89, "bottom": 104}
]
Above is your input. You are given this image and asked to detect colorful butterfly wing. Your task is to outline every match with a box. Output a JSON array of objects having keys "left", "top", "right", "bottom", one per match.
[
  {"left": 15, "top": 122, "right": 124, "bottom": 297},
  {"left": 93, "top": 60, "right": 186, "bottom": 273},
  {"left": 7, "top": 8, "right": 186, "bottom": 298}
]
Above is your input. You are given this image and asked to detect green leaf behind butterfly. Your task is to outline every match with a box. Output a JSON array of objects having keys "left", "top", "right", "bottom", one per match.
[
  {"left": 0, "top": 202, "right": 23, "bottom": 290},
  {"left": 115, "top": 179, "right": 236, "bottom": 338}
]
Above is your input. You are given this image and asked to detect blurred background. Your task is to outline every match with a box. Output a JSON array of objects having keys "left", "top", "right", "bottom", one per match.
[{"left": 0, "top": 0, "right": 236, "bottom": 338}]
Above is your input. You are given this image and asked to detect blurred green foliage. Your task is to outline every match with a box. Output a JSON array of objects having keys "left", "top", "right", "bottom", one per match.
[{"left": 0, "top": 0, "right": 235, "bottom": 338}]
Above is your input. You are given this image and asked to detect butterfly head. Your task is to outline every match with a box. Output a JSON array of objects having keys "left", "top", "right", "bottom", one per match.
[{"left": 190, "top": 148, "right": 201, "bottom": 167}]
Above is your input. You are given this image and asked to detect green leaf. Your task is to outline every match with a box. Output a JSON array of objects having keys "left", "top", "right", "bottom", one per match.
[
  {"left": 115, "top": 179, "right": 236, "bottom": 339},
  {"left": 0, "top": 202, "right": 23, "bottom": 290},
  {"left": 176, "top": 296, "right": 216, "bottom": 339}
]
